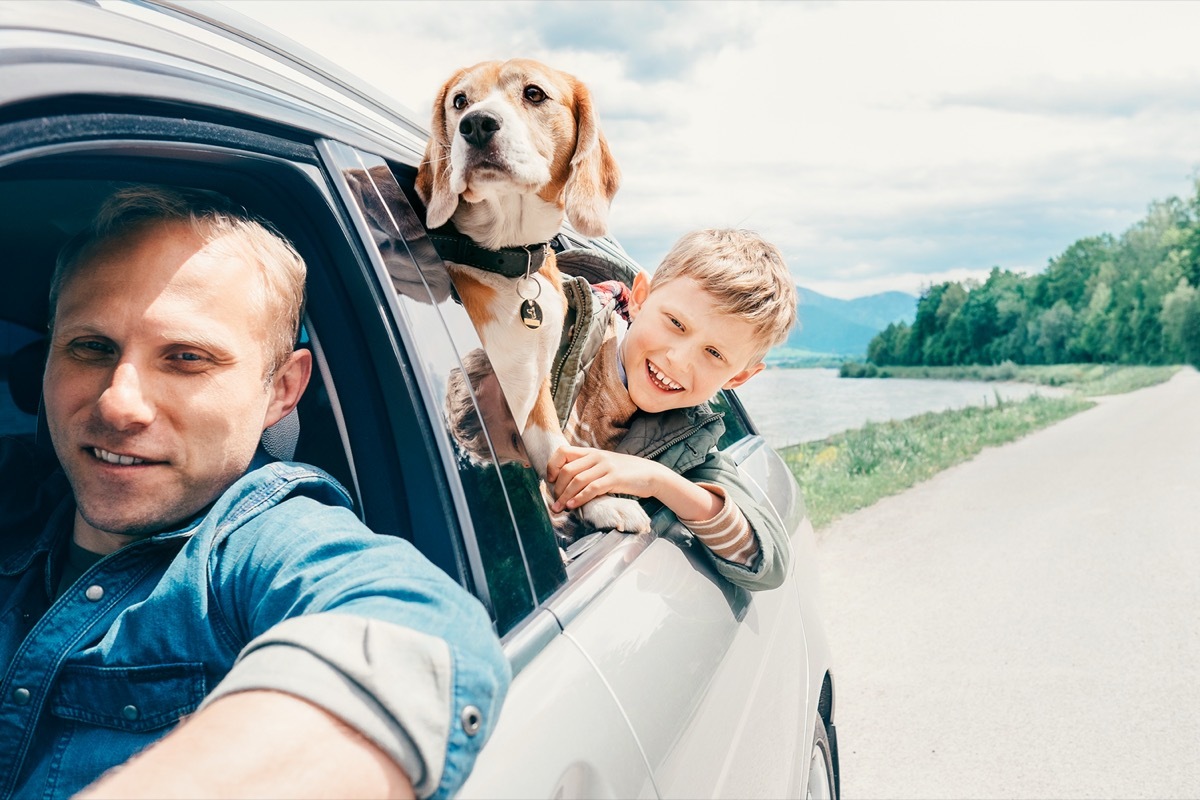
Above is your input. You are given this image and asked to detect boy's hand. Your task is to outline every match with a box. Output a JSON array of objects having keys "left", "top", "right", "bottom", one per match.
[{"left": 546, "top": 445, "right": 665, "bottom": 512}]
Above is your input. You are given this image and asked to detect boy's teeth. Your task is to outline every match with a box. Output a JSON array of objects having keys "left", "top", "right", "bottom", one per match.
[
  {"left": 94, "top": 448, "right": 146, "bottom": 466},
  {"left": 649, "top": 362, "right": 682, "bottom": 390}
]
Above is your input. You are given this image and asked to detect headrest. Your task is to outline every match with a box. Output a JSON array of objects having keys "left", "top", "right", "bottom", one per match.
[
  {"left": 8, "top": 338, "right": 47, "bottom": 417},
  {"left": 555, "top": 247, "right": 639, "bottom": 287}
]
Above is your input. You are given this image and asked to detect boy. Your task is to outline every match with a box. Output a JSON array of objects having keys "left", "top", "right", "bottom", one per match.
[{"left": 545, "top": 228, "right": 798, "bottom": 591}]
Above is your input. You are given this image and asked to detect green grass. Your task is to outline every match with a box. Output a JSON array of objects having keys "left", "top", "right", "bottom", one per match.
[
  {"left": 782, "top": 393, "right": 1094, "bottom": 529},
  {"left": 789, "top": 363, "right": 1183, "bottom": 528},
  {"left": 840, "top": 361, "right": 1181, "bottom": 397}
]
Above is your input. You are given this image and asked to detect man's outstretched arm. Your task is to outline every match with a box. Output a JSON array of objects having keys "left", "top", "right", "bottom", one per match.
[{"left": 77, "top": 690, "right": 415, "bottom": 800}]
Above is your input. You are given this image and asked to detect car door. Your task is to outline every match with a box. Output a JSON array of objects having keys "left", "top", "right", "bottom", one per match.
[
  {"left": 323, "top": 147, "right": 657, "bottom": 799},
  {"left": 559, "top": 421, "right": 813, "bottom": 798}
]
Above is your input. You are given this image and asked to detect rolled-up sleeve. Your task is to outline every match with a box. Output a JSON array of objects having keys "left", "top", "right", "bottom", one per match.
[
  {"left": 204, "top": 488, "right": 510, "bottom": 799},
  {"left": 202, "top": 614, "right": 458, "bottom": 798}
]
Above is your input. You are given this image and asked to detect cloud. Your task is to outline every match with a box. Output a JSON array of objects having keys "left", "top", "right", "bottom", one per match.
[
  {"left": 521, "top": 1, "right": 763, "bottom": 82},
  {"left": 941, "top": 79, "right": 1200, "bottom": 119},
  {"left": 228, "top": 0, "right": 1200, "bottom": 298}
]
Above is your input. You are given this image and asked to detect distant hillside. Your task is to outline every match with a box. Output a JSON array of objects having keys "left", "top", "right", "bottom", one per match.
[{"left": 774, "top": 287, "right": 917, "bottom": 359}]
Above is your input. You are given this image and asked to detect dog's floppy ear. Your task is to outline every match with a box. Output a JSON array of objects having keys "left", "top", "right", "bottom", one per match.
[
  {"left": 563, "top": 78, "right": 621, "bottom": 238},
  {"left": 417, "top": 72, "right": 464, "bottom": 229}
]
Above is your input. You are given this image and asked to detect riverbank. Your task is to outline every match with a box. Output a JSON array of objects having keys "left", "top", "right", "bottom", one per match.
[
  {"left": 839, "top": 361, "right": 1180, "bottom": 396},
  {"left": 780, "top": 364, "right": 1183, "bottom": 528}
]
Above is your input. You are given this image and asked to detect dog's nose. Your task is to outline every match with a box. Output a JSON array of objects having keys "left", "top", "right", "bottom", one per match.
[{"left": 459, "top": 111, "right": 502, "bottom": 148}]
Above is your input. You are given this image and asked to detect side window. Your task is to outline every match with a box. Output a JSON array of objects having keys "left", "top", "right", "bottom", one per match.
[
  {"left": 324, "top": 147, "right": 566, "bottom": 635},
  {"left": 711, "top": 390, "right": 755, "bottom": 450},
  {"left": 0, "top": 320, "right": 42, "bottom": 439}
]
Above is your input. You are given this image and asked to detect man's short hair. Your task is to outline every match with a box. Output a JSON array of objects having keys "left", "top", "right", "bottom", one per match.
[
  {"left": 51, "top": 185, "right": 306, "bottom": 379},
  {"left": 650, "top": 228, "right": 798, "bottom": 365}
]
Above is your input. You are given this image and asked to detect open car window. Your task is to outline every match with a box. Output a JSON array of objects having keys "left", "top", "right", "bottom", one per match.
[{"left": 322, "top": 146, "right": 566, "bottom": 635}]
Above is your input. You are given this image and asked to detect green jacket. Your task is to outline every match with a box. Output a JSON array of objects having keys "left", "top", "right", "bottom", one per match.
[{"left": 549, "top": 253, "right": 791, "bottom": 591}]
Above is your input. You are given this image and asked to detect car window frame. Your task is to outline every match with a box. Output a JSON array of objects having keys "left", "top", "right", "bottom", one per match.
[{"left": 0, "top": 111, "right": 473, "bottom": 575}]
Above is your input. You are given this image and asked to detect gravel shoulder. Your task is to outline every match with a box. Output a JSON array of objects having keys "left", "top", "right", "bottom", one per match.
[{"left": 817, "top": 367, "right": 1200, "bottom": 799}]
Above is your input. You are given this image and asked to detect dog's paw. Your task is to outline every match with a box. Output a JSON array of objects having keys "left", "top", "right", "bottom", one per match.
[{"left": 579, "top": 496, "right": 652, "bottom": 534}]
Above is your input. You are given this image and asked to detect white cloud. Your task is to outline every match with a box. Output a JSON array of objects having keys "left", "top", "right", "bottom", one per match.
[{"left": 228, "top": 0, "right": 1200, "bottom": 298}]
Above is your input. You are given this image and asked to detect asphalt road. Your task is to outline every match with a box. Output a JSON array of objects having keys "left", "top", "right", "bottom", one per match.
[{"left": 816, "top": 367, "right": 1200, "bottom": 799}]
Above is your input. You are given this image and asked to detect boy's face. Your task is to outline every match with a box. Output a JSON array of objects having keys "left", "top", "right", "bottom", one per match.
[{"left": 621, "top": 272, "right": 765, "bottom": 414}]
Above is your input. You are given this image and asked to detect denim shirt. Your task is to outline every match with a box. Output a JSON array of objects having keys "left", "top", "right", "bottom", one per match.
[{"left": 0, "top": 441, "right": 509, "bottom": 799}]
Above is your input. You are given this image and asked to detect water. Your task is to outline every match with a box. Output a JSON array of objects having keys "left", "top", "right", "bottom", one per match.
[{"left": 734, "top": 368, "right": 1067, "bottom": 449}]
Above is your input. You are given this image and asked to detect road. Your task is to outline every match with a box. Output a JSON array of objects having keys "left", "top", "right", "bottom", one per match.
[{"left": 816, "top": 367, "right": 1200, "bottom": 799}]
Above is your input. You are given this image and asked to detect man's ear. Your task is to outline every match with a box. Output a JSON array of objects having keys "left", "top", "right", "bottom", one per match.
[
  {"left": 264, "top": 349, "right": 313, "bottom": 430},
  {"left": 722, "top": 361, "right": 765, "bottom": 390},
  {"left": 628, "top": 271, "right": 652, "bottom": 319}
]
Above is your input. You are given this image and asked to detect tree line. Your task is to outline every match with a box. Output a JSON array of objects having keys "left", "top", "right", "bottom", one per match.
[{"left": 866, "top": 178, "right": 1200, "bottom": 369}]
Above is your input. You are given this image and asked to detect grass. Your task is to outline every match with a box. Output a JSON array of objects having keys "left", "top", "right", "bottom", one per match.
[
  {"left": 782, "top": 393, "right": 1095, "bottom": 529},
  {"left": 790, "top": 363, "right": 1185, "bottom": 528}
]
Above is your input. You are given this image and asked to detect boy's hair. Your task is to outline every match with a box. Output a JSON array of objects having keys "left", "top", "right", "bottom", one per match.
[
  {"left": 650, "top": 228, "right": 798, "bottom": 365},
  {"left": 445, "top": 347, "right": 497, "bottom": 465},
  {"left": 52, "top": 185, "right": 307, "bottom": 382}
]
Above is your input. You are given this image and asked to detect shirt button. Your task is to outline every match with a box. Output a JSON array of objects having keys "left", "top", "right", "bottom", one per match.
[
  {"left": 461, "top": 705, "right": 483, "bottom": 736},
  {"left": 122, "top": 704, "right": 139, "bottom": 721},
  {"left": 85, "top": 585, "right": 104, "bottom": 602},
  {"left": 13, "top": 687, "right": 31, "bottom": 706}
]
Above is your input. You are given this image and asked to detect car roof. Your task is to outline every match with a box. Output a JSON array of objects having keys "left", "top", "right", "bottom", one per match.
[{"left": 0, "top": 0, "right": 428, "bottom": 162}]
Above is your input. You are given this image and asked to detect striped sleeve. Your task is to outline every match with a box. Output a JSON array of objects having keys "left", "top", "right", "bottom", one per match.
[{"left": 679, "top": 483, "right": 761, "bottom": 567}]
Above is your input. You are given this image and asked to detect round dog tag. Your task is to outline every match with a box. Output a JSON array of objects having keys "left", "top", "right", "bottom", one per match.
[{"left": 520, "top": 299, "right": 543, "bottom": 329}]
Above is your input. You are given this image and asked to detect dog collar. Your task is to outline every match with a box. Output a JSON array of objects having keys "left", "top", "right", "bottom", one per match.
[{"left": 427, "top": 224, "right": 550, "bottom": 278}]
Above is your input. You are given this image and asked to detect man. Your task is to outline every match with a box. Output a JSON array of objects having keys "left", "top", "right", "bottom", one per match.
[{"left": 0, "top": 186, "right": 509, "bottom": 798}]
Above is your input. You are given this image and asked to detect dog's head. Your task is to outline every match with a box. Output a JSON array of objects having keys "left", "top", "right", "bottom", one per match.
[{"left": 416, "top": 58, "right": 620, "bottom": 244}]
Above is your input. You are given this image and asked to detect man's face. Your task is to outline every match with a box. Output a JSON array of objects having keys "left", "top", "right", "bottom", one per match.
[
  {"left": 45, "top": 221, "right": 286, "bottom": 542},
  {"left": 621, "top": 274, "right": 764, "bottom": 414}
]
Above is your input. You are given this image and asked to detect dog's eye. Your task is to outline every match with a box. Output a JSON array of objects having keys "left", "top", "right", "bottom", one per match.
[
  {"left": 523, "top": 85, "right": 547, "bottom": 104},
  {"left": 452, "top": 93, "right": 468, "bottom": 111}
]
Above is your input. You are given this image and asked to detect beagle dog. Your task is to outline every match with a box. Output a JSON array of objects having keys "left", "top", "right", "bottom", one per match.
[{"left": 417, "top": 58, "right": 651, "bottom": 535}]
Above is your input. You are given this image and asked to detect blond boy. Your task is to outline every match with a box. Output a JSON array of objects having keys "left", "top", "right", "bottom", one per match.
[{"left": 545, "top": 228, "right": 798, "bottom": 590}]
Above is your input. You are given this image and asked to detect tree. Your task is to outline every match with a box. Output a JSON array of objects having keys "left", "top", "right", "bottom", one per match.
[{"left": 1163, "top": 279, "right": 1200, "bottom": 365}]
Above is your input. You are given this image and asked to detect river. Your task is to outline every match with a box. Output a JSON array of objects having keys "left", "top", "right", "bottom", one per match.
[{"left": 733, "top": 368, "right": 1067, "bottom": 449}]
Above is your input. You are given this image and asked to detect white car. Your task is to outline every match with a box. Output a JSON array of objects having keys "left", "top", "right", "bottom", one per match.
[{"left": 0, "top": 2, "right": 839, "bottom": 797}]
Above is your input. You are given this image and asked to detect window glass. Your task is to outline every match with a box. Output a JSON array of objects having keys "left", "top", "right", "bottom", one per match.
[
  {"left": 325, "top": 146, "right": 565, "bottom": 634},
  {"left": 712, "top": 390, "right": 755, "bottom": 450}
]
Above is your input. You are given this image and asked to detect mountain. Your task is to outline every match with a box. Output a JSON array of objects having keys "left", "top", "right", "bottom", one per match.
[{"left": 775, "top": 287, "right": 917, "bottom": 359}]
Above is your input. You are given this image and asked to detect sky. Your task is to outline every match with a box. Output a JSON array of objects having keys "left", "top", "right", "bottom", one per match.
[{"left": 228, "top": 0, "right": 1200, "bottom": 299}]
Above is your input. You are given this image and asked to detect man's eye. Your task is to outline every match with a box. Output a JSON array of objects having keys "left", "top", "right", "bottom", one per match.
[
  {"left": 453, "top": 93, "right": 468, "bottom": 110},
  {"left": 523, "top": 85, "right": 547, "bottom": 104},
  {"left": 167, "top": 351, "right": 210, "bottom": 370},
  {"left": 69, "top": 340, "right": 114, "bottom": 360}
]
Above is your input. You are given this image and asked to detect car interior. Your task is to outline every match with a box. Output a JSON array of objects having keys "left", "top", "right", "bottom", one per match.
[{"left": 0, "top": 171, "right": 356, "bottom": 505}]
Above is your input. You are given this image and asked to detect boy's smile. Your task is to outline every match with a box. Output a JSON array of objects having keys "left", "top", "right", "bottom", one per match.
[{"left": 621, "top": 273, "right": 764, "bottom": 414}]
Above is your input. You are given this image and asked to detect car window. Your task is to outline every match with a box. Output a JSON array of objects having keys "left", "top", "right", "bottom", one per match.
[
  {"left": 0, "top": 115, "right": 472, "bottom": 576},
  {"left": 711, "top": 390, "right": 755, "bottom": 450},
  {"left": 322, "top": 146, "right": 566, "bottom": 635}
]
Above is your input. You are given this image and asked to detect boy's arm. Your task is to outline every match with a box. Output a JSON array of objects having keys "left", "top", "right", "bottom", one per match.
[
  {"left": 677, "top": 483, "right": 761, "bottom": 567},
  {"left": 546, "top": 445, "right": 759, "bottom": 566},
  {"left": 547, "top": 444, "right": 714, "bottom": 517}
]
